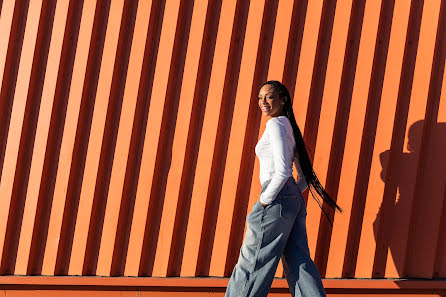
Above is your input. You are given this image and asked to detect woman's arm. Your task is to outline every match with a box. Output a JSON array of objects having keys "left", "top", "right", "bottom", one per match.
[
  {"left": 294, "top": 156, "right": 308, "bottom": 192},
  {"left": 259, "top": 120, "right": 290, "bottom": 206}
]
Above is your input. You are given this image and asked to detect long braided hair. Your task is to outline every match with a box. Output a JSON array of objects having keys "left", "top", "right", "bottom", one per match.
[{"left": 260, "top": 80, "right": 342, "bottom": 221}]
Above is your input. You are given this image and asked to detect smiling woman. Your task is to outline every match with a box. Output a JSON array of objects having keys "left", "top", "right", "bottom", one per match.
[{"left": 224, "top": 81, "right": 341, "bottom": 297}]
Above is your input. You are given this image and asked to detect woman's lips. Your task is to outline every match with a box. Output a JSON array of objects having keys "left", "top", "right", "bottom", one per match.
[{"left": 261, "top": 106, "right": 270, "bottom": 112}]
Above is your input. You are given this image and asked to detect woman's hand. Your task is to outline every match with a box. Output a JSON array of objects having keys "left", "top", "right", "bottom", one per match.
[{"left": 261, "top": 202, "right": 268, "bottom": 208}]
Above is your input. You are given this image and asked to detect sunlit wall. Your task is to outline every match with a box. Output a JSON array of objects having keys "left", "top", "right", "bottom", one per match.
[{"left": 0, "top": 0, "right": 445, "bottom": 283}]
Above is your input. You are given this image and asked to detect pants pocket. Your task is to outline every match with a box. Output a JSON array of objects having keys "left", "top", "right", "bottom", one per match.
[
  {"left": 263, "top": 202, "right": 282, "bottom": 220},
  {"left": 278, "top": 196, "right": 298, "bottom": 219}
]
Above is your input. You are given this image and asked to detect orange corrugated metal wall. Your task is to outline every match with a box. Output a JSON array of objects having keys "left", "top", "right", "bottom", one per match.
[{"left": 0, "top": 0, "right": 445, "bottom": 281}]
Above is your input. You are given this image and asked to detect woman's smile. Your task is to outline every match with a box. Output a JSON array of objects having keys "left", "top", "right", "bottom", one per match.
[{"left": 261, "top": 105, "right": 271, "bottom": 112}]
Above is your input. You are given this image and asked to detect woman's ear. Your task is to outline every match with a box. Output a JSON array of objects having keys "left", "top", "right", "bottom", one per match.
[
  {"left": 282, "top": 95, "right": 289, "bottom": 106},
  {"left": 281, "top": 95, "right": 287, "bottom": 105}
]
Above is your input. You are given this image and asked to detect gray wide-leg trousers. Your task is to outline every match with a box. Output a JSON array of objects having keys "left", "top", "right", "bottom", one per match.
[{"left": 225, "top": 178, "right": 326, "bottom": 297}]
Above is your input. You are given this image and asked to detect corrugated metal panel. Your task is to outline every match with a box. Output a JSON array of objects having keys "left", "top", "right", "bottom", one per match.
[{"left": 0, "top": 0, "right": 445, "bottom": 281}]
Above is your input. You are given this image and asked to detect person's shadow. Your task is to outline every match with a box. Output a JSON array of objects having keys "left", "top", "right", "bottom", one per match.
[{"left": 374, "top": 120, "right": 446, "bottom": 278}]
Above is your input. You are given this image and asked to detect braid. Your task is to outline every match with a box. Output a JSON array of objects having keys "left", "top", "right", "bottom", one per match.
[{"left": 260, "top": 80, "right": 342, "bottom": 224}]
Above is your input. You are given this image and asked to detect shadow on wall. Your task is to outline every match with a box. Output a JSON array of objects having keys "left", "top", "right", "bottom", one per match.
[{"left": 374, "top": 120, "right": 446, "bottom": 278}]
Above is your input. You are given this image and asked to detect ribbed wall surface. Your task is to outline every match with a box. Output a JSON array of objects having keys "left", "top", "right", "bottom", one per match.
[{"left": 0, "top": 0, "right": 445, "bottom": 280}]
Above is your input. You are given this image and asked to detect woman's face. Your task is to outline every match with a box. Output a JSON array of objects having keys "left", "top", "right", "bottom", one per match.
[{"left": 258, "top": 84, "right": 284, "bottom": 117}]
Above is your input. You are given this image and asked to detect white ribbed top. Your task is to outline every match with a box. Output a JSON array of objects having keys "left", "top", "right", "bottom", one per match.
[{"left": 255, "top": 116, "right": 296, "bottom": 205}]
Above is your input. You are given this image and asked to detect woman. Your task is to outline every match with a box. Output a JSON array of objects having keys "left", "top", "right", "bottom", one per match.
[{"left": 225, "top": 81, "right": 342, "bottom": 297}]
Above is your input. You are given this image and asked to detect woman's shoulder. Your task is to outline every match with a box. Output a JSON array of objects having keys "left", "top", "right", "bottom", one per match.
[
  {"left": 266, "top": 116, "right": 291, "bottom": 135},
  {"left": 266, "top": 116, "right": 291, "bottom": 128},
  {"left": 267, "top": 115, "right": 289, "bottom": 123}
]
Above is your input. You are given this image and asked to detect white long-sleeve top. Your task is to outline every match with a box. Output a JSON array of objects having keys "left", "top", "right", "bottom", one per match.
[{"left": 255, "top": 116, "right": 297, "bottom": 205}]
